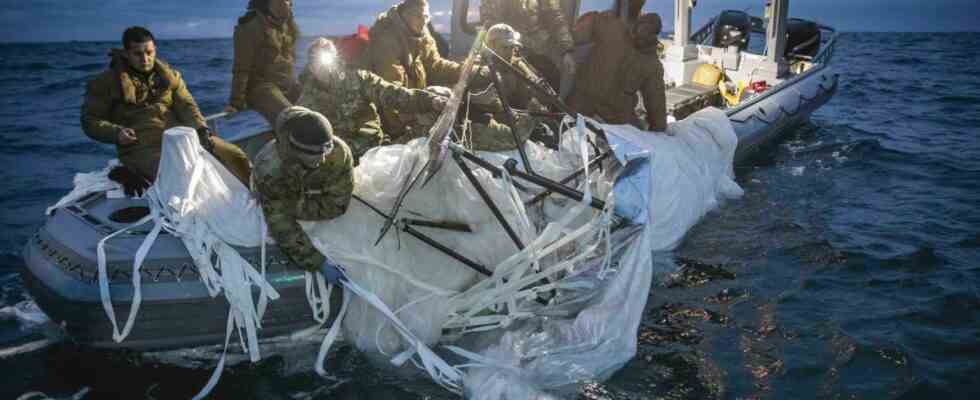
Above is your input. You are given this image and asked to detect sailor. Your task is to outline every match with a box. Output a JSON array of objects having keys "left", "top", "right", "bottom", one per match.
[
  {"left": 478, "top": 0, "right": 577, "bottom": 99},
  {"left": 81, "top": 26, "right": 252, "bottom": 186},
  {"left": 568, "top": 12, "right": 667, "bottom": 131},
  {"left": 466, "top": 23, "right": 552, "bottom": 151},
  {"left": 253, "top": 107, "right": 353, "bottom": 282},
  {"left": 297, "top": 38, "right": 448, "bottom": 160},
  {"left": 361, "top": 0, "right": 462, "bottom": 142},
  {"left": 223, "top": 0, "right": 301, "bottom": 125}
]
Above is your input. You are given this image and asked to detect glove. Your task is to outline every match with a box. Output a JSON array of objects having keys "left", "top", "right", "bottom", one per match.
[
  {"left": 320, "top": 259, "right": 347, "bottom": 286},
  {"left": 108, "top": 165, "right": 152, "bottom": 197},
  {"left": 196, "top": 126, "right": 215, "bottom": 154}
]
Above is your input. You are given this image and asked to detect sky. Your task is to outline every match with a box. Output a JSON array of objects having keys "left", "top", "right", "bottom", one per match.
[{"left": 0, "top": 0, "right": 977, "bottom": 43}]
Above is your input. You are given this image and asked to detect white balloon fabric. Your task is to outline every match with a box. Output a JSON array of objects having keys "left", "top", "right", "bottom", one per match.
[{"left": 52, "top": 107, "right": 743, "bottom": 399}]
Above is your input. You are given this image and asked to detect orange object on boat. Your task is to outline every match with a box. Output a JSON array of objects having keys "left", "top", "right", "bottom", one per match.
[{"left": 336, "top": 25, "right": 370, "bottom": 65}]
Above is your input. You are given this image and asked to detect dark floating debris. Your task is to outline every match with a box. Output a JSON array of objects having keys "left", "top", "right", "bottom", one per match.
[{"left": 669, "top": 257, "right": 736, "bottom": 288}]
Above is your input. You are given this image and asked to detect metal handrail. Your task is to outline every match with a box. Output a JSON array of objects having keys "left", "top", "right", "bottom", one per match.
[
  {"left": 811, "top": 32, "right": 838, "bottom": 65},
  {"left": 689, "top": 17, "right": 716, "bottom": 45},
  {"left": 204, "top": 112, "right": 232, "bottom": 122}
]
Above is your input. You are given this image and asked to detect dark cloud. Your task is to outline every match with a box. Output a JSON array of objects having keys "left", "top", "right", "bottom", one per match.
[{"left": 0, "top": 0, "right": 976, "bottom": 43}]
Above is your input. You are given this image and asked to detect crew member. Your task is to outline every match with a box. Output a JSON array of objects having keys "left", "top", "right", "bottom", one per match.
[
  {"left": 253, "top": 107, "right": 353, "bottom": 281},
  {"left": 466, "top": 24, "right": 553, "bottom": 151},
  {"left": 569, "top": 12, "right": 667, "bottom": 131},
  {"left": 361, "top": 0, "right": 462, "bottom": 142},
  {"left": 298, "top": 38, "right": 448, "bottom": 160},
  {"left": 224, "top": 0, "right": 301, "bottom": 125},
  {"left": 479, "top": 0, "right": 577, "bottom": 98},
  {"left": 81, "top": 26, "right": 251, "bottom": 186}
]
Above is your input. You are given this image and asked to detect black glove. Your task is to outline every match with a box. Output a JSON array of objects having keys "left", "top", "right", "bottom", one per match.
[
  {"left": 108, "top": 165, "right": 152, "bottom": 197},
  {"left": 196, "top": 126, "right": 215, "bottom": 154}
]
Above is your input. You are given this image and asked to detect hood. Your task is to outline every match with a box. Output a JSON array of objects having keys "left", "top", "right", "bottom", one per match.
[{"left": 108, "top": 49, "right": 176, "bottom": 105}]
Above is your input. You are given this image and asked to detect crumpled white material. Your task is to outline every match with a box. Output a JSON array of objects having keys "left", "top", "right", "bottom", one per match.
[
  {"left": 48, "top": 107, "right": 743, "bottom": 399},
  {"left": 46, "top": 160, "right": 122, "bottom": 215}
]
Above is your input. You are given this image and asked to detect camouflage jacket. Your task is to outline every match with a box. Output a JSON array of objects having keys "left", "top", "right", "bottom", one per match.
[
  {"left": 253, "top": 137, "right": 354, "bottom": 271},
  {"left": 81, "top": 54, "right": 206, "bottom": 150},
  {"left": 480, "top": 0, "right": 575, "bottom": 57},
  {"left": 297, "top": 67, "right": 438, "bottom": 159},
  {"left": 229, "top": 11, "right": 300, "bottom": 109}
]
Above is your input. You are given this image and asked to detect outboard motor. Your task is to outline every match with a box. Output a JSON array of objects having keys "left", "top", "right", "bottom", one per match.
[
  {"left": 712, "top": 10, "right": 752, "bottom": 50},
  {"left": 785, "top": 18, "right": 821, "bottom": 58}
]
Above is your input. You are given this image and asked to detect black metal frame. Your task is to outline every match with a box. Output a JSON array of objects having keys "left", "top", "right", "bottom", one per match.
[{"left": 366, "top": 38, "right": 619, "bottom": 288}]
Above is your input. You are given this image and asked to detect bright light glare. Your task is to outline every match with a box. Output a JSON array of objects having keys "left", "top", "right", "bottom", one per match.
[{"left": 317, "top": 51, "right": 337, "bottom": 67}]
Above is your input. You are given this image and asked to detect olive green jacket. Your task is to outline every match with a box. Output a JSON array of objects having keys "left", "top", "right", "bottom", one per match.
[
  {"left": 569, "top": 11, "right": 667, "bottom": 131},
  {"left": 81, "top": 53, "right": 206, "bottom": 148},
  {"left": 363, "top": 5, "right": 461, "bottom": 137},
  {"left": 229, "top": 11, "right": 299, "bottom": 110},
  {"left": 254, "top": 136, "right": 354, "bottom": 271}
]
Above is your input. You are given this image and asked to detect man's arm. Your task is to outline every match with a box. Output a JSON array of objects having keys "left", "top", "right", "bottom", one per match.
[
  {"left": 261, "top": 198, "right": 325, "bottom": 272},
  {"left": 80, "top": 74, "right": 123, "bottom": 144},
  {"left": 229, "top": 23, "right": 258, "bottom": 110},
  {"left": 171, "top": 69, "right": 207, "bottom": 128},
  {"left": 420, "top": 34, "right": 462, "bottom": 86},
  {"left": 641, "top": 60, "right": 668, "bottom": 132},
  {"left": 358, "top": 70, "right": 439, "bottom": 114}
]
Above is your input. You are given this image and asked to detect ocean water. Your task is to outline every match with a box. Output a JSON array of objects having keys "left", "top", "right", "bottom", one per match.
[{"left": 1, "top": 32, "right": 979, "bottom": 399}]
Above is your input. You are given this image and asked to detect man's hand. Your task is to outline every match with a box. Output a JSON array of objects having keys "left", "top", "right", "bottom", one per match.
[
  {"left": 320, "top": 259, "right": 347, "bottom": 286},
  {"left": 196, "top": 126, "right": 215, "bottom": 153},
  {"left": 117, "top": 127, "right": 138, "bottom": 146},
  {"left": 222, "top": 105, "right": 239, "bottom": 115}
]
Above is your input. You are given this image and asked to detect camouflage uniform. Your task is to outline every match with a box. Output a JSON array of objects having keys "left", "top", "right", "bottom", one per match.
[
  {"left": 466, "top": 55, "right": 549, "bottom": 151},
  {"left": 253, "top": 129, "right": 354, "bottom": 272},
  {"left": 362, "top": 3, "right": 462, "bottom": 142},
  {"left": 479, "top": 0, "right": 575, "bottom": 89},
  {"left": 230, "top": 10, "right": 301, "bottom": 124},
  {"left": 82, "top": 53, "right": 252, "bottom": 183},
  {"left": 297, "top": 67, "right": 441, "bottom": 159},
  {"left": 568, "top": 12, "right": 667, "bottom": 131}
]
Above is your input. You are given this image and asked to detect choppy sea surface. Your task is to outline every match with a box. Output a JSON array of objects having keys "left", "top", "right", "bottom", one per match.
[{"left": 1, "top": 32, "right": 979, "bottom": 399}]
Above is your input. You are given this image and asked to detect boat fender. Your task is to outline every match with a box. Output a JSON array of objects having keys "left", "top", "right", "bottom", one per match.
[{"left": 691, "top": 63, "right": 723, "bottom": 87}]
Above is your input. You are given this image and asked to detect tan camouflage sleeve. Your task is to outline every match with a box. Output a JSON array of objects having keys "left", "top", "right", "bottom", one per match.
[
  {"left": 541, "top": 0, "right": 575, "bottom": 54},
  {"left": 80, "top": 74, "right": 122, "bottom": 144},
  {"left": 229, "top": 23, "right": 258, "bottom": 109},
  {"left": 170, "top": 69, "right": 207, "bottom": 129},
  {"left": 420, "top": 34, "right": 462, "bottom": 86},
  {"left": 357, "top": 70, "right": 435, "bottom": 114},
  {"left": 261, "top": 197, "right": 325, "bottom": 272}
]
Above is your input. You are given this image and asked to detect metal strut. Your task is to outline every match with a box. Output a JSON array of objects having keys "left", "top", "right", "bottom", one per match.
[
  {"left": 452, "top": 151, "right": 526, "bottom": 250},
  {"left": 353, "top": 194, "right": 492, "bottom": 277}
]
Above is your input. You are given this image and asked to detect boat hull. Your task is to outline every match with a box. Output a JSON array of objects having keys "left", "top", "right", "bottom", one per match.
[
  {"left": 20, "top": 193, "right": 339, "bottom": 352},
  {"left": 729, "top": 64, "right": 839, "bottom": 164}
]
